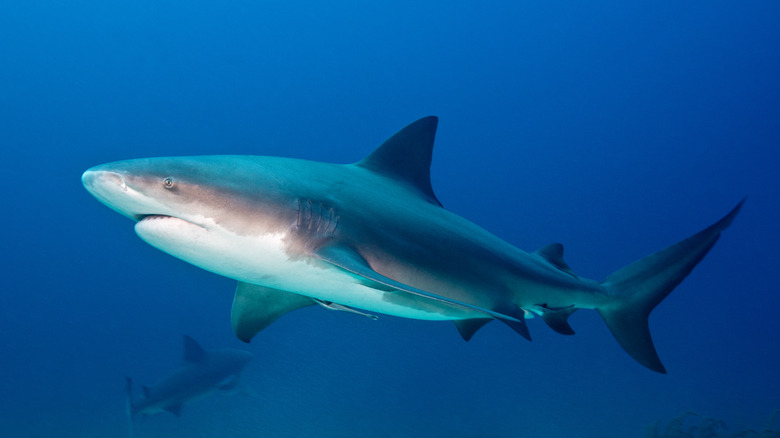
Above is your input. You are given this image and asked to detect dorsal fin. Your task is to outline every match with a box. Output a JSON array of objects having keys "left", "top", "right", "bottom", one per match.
[
  {"left": 356, "top": 116, "right": 442, "bottom": 206},
  {"left": 534, "top": 243, "right": 578, "bottom": 279},
  {"left": 182, "top": 335, "right": 208, "bottom": 363}
]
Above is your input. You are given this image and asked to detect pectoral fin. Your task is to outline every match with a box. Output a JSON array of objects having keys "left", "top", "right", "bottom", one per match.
[{"left": 231, "top": 282, "right": 315, "bottom": 342}]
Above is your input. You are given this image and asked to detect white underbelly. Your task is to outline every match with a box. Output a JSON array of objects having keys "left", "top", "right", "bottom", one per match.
[
  {"left": 135, "top": 217, "right": 458, "bottom": 321},
  {"left": 249, "top": 260, "right": 455, "bottom": 321}
]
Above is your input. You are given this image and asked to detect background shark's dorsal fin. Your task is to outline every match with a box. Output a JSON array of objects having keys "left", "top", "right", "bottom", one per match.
[
  {"left": 182, "top": 335, "right": 207, "bottom": 363},
  {"left": 356, "top": 116, "right": 442, "bottom": 206},
  {"left": 534, "top": 243, "right": 578, "bottom": 279}
]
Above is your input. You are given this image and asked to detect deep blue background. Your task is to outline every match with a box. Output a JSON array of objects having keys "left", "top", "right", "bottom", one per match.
[{"left": 1, "top": 1, "right": 779, "bottom": 437}]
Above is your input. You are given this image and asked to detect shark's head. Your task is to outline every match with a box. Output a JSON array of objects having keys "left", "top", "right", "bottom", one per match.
[
  {"left": 82, "top": 156, "right": 301, "bottom": 281},
  {"left": 82, "top": 156, "right": 294, "bottom": 224},
  {"left": 83, "top": 157, "right": 200, "bottom": 224}
]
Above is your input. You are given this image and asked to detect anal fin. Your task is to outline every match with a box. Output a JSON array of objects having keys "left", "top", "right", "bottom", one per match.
[{"left": 496, "top": 304, "right": 532, "bottom": 341}]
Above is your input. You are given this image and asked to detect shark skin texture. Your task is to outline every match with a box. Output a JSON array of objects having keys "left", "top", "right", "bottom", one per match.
[{"left": 83, "top": 116, "right": 743, "bottom": 373}]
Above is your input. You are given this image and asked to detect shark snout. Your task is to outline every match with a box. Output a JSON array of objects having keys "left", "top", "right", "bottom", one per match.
[
  {"left": 82, "top": 168, "right": 128, "bottom": 194},
  {"left": 81, "top": 166, "right": 149, "bottom": 220}
]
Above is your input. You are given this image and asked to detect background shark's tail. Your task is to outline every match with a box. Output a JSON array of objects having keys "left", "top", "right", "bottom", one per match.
[
  {"left": 125, "top": 377, "right": 135, "bottom": 438},
  {"left": 598, "top": 200, "right": 744, "bottom": 373}
]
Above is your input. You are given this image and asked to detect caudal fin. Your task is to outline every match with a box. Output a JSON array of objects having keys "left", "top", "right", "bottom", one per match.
[{"left": 598, "top": 200, "right": 744, "bottom": 373}]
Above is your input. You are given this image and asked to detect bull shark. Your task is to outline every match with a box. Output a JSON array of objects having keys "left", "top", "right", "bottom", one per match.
[
  {"left": 82, "top": 116, "right": 743, "bottom": 373},
  {"left": 125, "top": 336, "right": 252, "bottom": 422}
]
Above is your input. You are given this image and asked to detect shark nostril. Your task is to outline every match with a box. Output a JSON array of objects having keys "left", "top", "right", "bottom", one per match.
[
  {"left": 101, "top": 171, "right": 127, "bottom": 191},
  {"left": 83, "top": 169, "right": 127, "bottom": 191}
]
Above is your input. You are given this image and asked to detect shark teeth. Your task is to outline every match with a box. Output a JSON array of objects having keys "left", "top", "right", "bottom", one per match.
[
  {"left": 136, "top": 214, "right": 171, "bottom": 221},
  {"left": 136, "top": 214, "right": 209, "bottom": 231}
]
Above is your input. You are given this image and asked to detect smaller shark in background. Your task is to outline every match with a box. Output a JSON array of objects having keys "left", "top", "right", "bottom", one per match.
[{"left": 125, "top": 336, "right": 252, "bottom": 429}]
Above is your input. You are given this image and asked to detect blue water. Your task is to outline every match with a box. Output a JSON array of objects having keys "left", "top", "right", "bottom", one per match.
[{"left": 2, "top": 1, "right": 779, "bottom": 437}]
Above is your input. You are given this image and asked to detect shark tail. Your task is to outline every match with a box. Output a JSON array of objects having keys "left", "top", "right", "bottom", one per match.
[
  {"left": 125, "top": 377, "right": 135, "bottom": 438},
  {"left": 597, "top": 200, "right": 744, "bottom": 373}
]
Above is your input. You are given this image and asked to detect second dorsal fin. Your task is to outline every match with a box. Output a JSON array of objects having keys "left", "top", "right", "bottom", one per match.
[{"left": 356, "top": 116, "right": 442, "bottom": 206}]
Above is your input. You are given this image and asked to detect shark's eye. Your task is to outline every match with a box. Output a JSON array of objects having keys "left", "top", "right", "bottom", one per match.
[{"left": 163, "top": 177, "right": 176, "bottom": 189}]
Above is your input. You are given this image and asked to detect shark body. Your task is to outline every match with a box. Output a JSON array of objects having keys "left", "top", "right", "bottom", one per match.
[
  {"left": 83, "top": 117, "right": 742, "bottom": 373},
  {"left": 125, "top": 336, "right": 252, "bottom": 420}
]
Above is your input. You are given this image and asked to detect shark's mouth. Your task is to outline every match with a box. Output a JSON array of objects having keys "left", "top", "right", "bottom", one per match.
[
  {"left": 136, "top": 214, "right": 208, "bottom": 231},
  {"left": 137, "top": 214, "right": 173, "bottom": 222}
]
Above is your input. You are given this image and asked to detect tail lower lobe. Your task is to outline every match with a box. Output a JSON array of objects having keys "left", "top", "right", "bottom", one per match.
[{"left": 598, "top": 200, "right": 744, "bottom": 373}]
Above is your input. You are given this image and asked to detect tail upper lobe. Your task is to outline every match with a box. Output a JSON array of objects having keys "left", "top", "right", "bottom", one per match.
[{"left": 598, "top": 200, "right": 744, "bottom": 373}]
